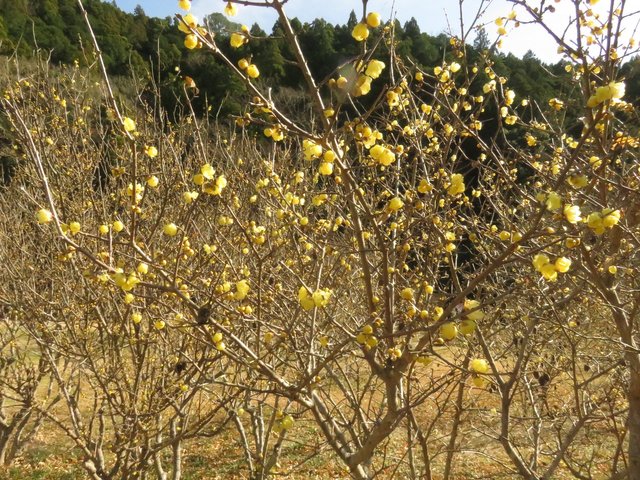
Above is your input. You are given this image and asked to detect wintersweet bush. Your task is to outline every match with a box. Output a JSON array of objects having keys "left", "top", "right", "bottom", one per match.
[{"left": 0, "top": 0, "right": 639, "bottom": 479}]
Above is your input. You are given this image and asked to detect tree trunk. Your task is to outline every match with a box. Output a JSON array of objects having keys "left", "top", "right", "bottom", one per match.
[{"left": 628, "top": 366, "right": 640, "bottom": 480}]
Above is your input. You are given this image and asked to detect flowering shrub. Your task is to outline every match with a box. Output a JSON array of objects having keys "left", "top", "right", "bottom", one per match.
[{"left": 1, "top": 0, "right": 639, "bottom": 479}]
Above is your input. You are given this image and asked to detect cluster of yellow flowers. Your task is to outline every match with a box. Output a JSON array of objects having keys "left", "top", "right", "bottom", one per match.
[
  {"left": 532, "top": 253, "right": 571, "bottom": 282},
  {"left": 193, "top": 164, "right": 228, "bottom": 196},
  {"left": 298, "top": 286, "right": 332, "bottom": 311},
  {"left": 273, "top": 413, "right": 294, "bottom": 433},
  {"left": 586, "top": 208, "right": 621, "bottom": 234},
  {"left": 351, "top": 12, "right": 381, "bottom": 42},
  {"left": 587, "top": 81, "right": 625, "bottom": 107},
  {"left": 370, "top": 144, "right": 396, "bottom": 166},
  {"left": 355, "top": 324, "right": 379, "bottom": 349},
  {"left": 177, "top": 9, "right": 201, "bottom": 50},
  {"left": 211, "top": 331, "right": 226, "bottom": 351},
  {"left": 302, "top": 139, "right": 336, "bottom": 175},
  {"left": 447, "top": 173, "right": 465, "bottom": 196},
  {"left": 264, "top": 125, "right": 285, "bottom": 141},
  {"left": 238, "top": 58, "right": 260, "bottom": 79}
]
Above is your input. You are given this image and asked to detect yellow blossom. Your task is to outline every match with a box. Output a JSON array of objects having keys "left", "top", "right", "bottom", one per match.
[
  {"left": 540, "top": 263, "right": 558, "bottom": 281},
  {"left": 554, "top": 257, "right": 571, "bottom": 273},
  {"left": 122, "top": 117, "right": 136, "bottom": 132},
  {"left": 352, "top": 22, "right": 369, "bottom": 41},
  {"left": 184, "top": 34, "right": 198, "bottom": 49},
  {"left": 147, "top": 175, "right": 159, "bottom": 188},
  {"left": 365, "top": 60, "right": 385, "bottom": 79},
  {"left": 545, "top": 192, "right": 562, "bottom": 211},
  {"left": 440, "top": 322, "right": 458, "bottom": 341},
  {"left": 145, "top": 146, "right": 158, "bottom": 158},
  {"left": 246, "top": 64, "right": 260, "bottom": 79},
  {"left": 318, "top": 162, "right": 334, "bottom": 176},
  {"left": 164, "top": 223, "right": 178, "bottom": 236},
  {"left": 400, "top": 287, "right": 414, "bottom": 301},
  {"left": 366, "top": 12, "right": 381, "bottom": 28},
  {"left": 224, "top": 1, "right": 238, "bottom": 16},
  {"left": 303, "top": 139, "right": 323, "bottom": 160},
  {"left": 234, "top": 280, "right": 250, "bottom": 300},
  {"left": 447, "top": 173, "right": 465, "bottom": 196},
  {"left": 353, "top": 75, "right": 372, "bottom": 96},
  {"left": 69, "top": 221, "right": 81, "bottom": 235},
  {"left": 178, "top": 13, "right": 198, "bottom": 34},
  {"left": 36, "top": 208, "right": 53, "bottom": 224},
  {"left": 470, "top": 359, "right": 489, "bottom": 374},
  {"left": 387, "top": 197, "right": 404, "bottom": 212},
  {"left": 563, "top": 205, "right": 582, "bottom": 224},
  {"left": 230, "top": 32, "right": 247, "bottom": 48},
  {"left": 532, "top": 254, "right": 550, "bottom": 271}
]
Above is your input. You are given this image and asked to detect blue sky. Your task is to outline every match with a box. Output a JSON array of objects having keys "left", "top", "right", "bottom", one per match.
[{"left": 111, "top": 0, "right": 604, "bottom": 62}]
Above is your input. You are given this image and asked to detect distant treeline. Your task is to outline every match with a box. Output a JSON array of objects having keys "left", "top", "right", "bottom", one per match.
[{"left": 0, "top": 0, "right": 638, "bottom": 116}]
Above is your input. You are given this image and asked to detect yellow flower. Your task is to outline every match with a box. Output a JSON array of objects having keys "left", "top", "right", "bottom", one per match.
[
  {"left": 352, "top": 75, "right": 372, "bottom": 96},
  {"left": 224, "top": 1, "right": 238, "bottom": 16},
  {"left": 447, "top": 173, "right": 465, "bottom": 196},
  {"left": 554, "top": 257, "right": 571, "bottom": 273},
  {"left": 323, "top": 150, "right": 336, "bottom": 163},
  {"left": 387, "top": 197, "right": 404, "bottom": 212},
  {"left": 563, "top": 205, "right": 582, "bottom": 224},
  {"left": 234, "top": 280, "right": 250, "bottom": 300},
  {"left": 352, "top": 22, "right": 369, "bottom": 42},
  {"left": 459, "top": 319, "right": 476, "bottom": 335},
  {"left": 238, "top": 58, "right": 249, "bottom": 70},
  {"left": 545, "top": 192, "right": 562, "bottom": 211},
  {"left": 370, "top": 144, "right": 395, "bottom": 166},
  {"left": 415, "top": 71, "right": 424, "bottom": 82},
  {"left": 200, "top": 163, "right": 215, "bottom": 180},
  {"left": 400, "top": 287, "right": 414, "bottom": 301},
  {"left": 470, "top": 359, "right": 489, "bottom": 374},
  {"left": 69, "top": 221, "right": 81, "bottom": 235},
  {"left": 602, "top": 208, "right": 620, "bottom": 228},
  {"left": 365, "top": 60, "right": 385, "bottom": 79},
  {"left": 587, "top": 212, "right": 605, "bottom": 235},
  {"left": 112, "top": 220, "right": 124, "bottom": 232},
  {"left": 548, "top": 98, "right": 564, "bottom": 110},
  {"left": 366, "top": 12, "right": 381, "bottom": 28},
  {"left": 147, "top": 175, "right": 159, "bottom": 188},
  {"left": 154, "top": 320, "right": 166, "bottom": 330},
  {"left": 440, "top": 322, "right": 458, "bottom": 341},
  {"left": 122, "top": 117, "right": 136, "bottom": 132},
  {"left": 449, "top": 62, "right": 461, "bottom": 73},
  {"left": 36, "top": 208, "right": 53, "bottom": 224},
  {"left": 137, "top": 262, "right": 149, "bottom": 275},
  {"left": 318, "top": 162, "right": 333, "bottom": 176},
  {"left": 183, "top": 191, "right": 198, "bottom": 204},
  {"left": 312, "top": 289, "right": 331, "bottom": 308},
  {"left": 184, "top": 34, "right": 198, "bottom": 49},
  {"left": 532, "top": 254, "right": 550, "bottom": 271},
  {"left": 540, "top": 263, "right": 558, "bottom": 281},
  {"left": 464, "top": 299, "right": 484, "bottom": 321},
  {"left": 298, "top": 286, "right": 316, "bottom": 311},
  {"left": 163, "top": 223, "right": 178, "bottom": 236},
  {"left": 145, "top": 146, "right": 158, "bottom": 158},
  {"left": 303, "top": 139, "right": 322, "bottom": 160},
  {"left": 246, "top": 64, "right": 260, "bottom": 79},
  {"left": 595, "top": 81, "right": 625, "bottom": 103},
  {"left": 178, "top": 13, "right": 198, "bottom": 34},
  {"left": 230, "top": 32, "right": 247, "bottom": 48},
  {"left": 178, "top": 0, "right": 191, "bottom": 11},
  {"left": 131, "top": 312, "right": 143, "bottom": 324}
]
